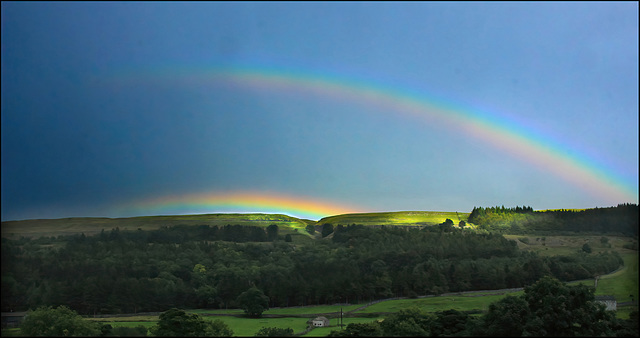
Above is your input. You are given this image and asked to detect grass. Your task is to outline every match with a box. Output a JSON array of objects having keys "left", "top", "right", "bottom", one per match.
[
  {"left": 301, "top": 317, "right": 383, "bottom": 337},
  {"left": 355, "top": 291, "right": 523, "bottom": 314},
  {"left": 318, "top": 211, "right": 469, "bottom": 227},
  {"left": 0, "top": 328, "right": 21, "bottom": 337},
  {"left": 1, "top": 213, "right": 312, "bottom": 239},
  {"left": 201, "top": 316, "right": 310, "bottom": 336},
  {"left": 263, "top": 303, "right": 365, "bottom": 315},
  {"left": 594, "top": 252, "right": 639, "bottom": 303},
  {"left": 87, "top": 315, "right": 159, "bottom": 322}
]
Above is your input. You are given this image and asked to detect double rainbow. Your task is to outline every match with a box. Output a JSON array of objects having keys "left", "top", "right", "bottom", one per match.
[{"left": 110, "top": 64, "right": 637, "bottom": 218}]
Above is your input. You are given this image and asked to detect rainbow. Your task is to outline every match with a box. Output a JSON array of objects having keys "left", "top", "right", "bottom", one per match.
[
  {"left": 109, "top": 64, "right": 637, "bottom": 215},
  {"left": 119, "top": 191, "right": 362, "bottom": 221}
]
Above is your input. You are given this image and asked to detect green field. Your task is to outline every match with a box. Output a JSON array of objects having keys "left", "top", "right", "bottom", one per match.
[
  {"left": 301, "top": 317, "right": 383, "bottom": 337},
  {"left": 0, "top": 213, "right": 313, "bottom": 239},
  {"left": 318, "top": 211, "right": 470, "bottom": 227},
  {"left": 265, "top": 304, "right": 365, "bottom": 315},
  {"left": 201, "top": 316, "right": 310, "bottom": 336},
  {"left": 0, "top": 211, "right": 473, "bottom": 240},
  {"left": 355, "top": 290, "right": 523, "bottom": 314}
]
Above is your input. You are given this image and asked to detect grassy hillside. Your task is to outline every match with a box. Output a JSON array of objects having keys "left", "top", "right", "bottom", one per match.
[
  {"left": 318, "top": 211, "right": 469, "bottom": 227},
  {"left": 1, "top": 211, "right": 472, "bottom": 239},
  {"left": 0, "top": 213, "right": 314, "bottom": 239}
]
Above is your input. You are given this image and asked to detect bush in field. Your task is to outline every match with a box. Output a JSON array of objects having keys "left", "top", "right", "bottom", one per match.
[
  {"left": 150, "top": 308, "right": 233, "bottom": 337},
  {"left": 20, "top": 305, "right": 100, "bottom": 336},
  {"left": 254, "top": 326, "right": 294, "bottom": 336},
  {"left": 108, "top": 325, "right": 148, "bottom": 336}
]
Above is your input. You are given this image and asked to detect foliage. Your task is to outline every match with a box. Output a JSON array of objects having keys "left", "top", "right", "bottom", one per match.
[
  {"left": 1, "top": 222, "right": 624, "bottom": 314},
  {"left": 347, "top": 276, "right": 625, "bottom": 337},
  {"left": 480, "top": 276, "right": 619, "bottom": 336},
  {"left": 254, "top": 326, "right": 294, "bottom": 336},
  {"left": 19, "top": 305, "right": 100, "bottom": 336},
  {"left": 328, "top": 322, "right": 383, "bottom": 336},
  {"left": 150, "top": 308, "right": 233, "bottom": 337},
  {"left": 305, "top": 223, "right": 315, "bottom": 235},
  {"left": 379, "top": 307, "right": 433, "bottom": 336},
  {"left": 237, "top": 287, "right": 270, "bottom": 317},
  {"left": 267, "top": 224, "right": 279, "bottom": 242},
  {"left": 322, "top": 223, "right": 334, "bottom": 238},
  {"left": 523, "top": 276, "right": 617, "bottom": 336},
  {"left": 469, "top": 204, "right": 638, "bottom": 235},
  {"left": 481, "top": 295, "right": 531, "bottom": 336},
  {"left": 104, "top": 325, "right": 148, "bottom": 337}
]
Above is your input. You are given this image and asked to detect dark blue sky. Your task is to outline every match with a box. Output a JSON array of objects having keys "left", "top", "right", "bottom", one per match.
[{"left": 1, "top": 2, "right": 638, "bottom": 221}]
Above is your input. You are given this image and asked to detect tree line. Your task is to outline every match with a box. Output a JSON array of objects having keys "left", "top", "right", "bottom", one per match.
[
  {"left": 1, "top": 223, "right": 623, "bottom": 315},
  {"left": 17, "top": 276, "right": 638, "bottom": 337},
  {"left": 468, "top": 203, "right": 638, "bottom": 235}
]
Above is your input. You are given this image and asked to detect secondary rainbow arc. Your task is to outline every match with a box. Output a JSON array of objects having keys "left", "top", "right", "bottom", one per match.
[{"left": 110, "top": 64, "right": 637, "bottom": 216}]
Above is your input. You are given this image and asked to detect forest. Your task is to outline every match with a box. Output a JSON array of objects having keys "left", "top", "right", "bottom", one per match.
[
  {"left": 468, "top": 203, "right": 638, "bottom": 234},
  {"left": 1, "top": 216, "right": 626, "bottom": 316}
]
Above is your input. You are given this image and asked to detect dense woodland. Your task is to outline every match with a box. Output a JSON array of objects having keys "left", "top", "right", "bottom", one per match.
[
  {"left": 468, "top": 203, "right": 638, "bottom": 235},
  {"left": 1, "top": 216, "right": 626, "bottom": 315}
]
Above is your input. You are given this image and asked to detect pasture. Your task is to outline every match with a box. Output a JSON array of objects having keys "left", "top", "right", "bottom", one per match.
[
  {"left": 354, "top": 290, "right": 523, "bottom": 314},
  {"left": 0, "top": 213, "right": 312, "bottom": 239},
  {"left": 200, "top": 316, "right": 310, "bottom": 336},
  {"left": 318, "top": 211, "right": 470, "bottom": 227}
]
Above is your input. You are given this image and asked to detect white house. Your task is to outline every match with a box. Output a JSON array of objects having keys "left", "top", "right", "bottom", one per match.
[
  {"left": 312, "top": 316, "right": 329, "bottom": 327},
  {"left": 595, "top": 295, "right": 617, "bottom": 311}
]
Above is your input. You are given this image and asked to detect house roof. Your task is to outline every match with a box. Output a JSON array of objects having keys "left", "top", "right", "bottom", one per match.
[
  {"left": 313, "top": 316, "right": 329, "bottom": 321},
  {"left": 595, "top": 295, "right": 616, "bottom": 301}
]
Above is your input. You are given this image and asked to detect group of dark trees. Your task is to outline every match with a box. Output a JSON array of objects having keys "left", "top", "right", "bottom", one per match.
[
  {"left": 2, "top": 221, "right": 623, "bottom": 316},
  {"left": 19, "top": 306, "right": 233, "bottom": 337},
  {"left": 468, "top": 203, "right": 638, "bottom": 234},
  {"left": 329, "top": 276, "right": 639, "bottom": 337},
  {"left": 18, "top": 276, "right": 638, "bottom": 337}
]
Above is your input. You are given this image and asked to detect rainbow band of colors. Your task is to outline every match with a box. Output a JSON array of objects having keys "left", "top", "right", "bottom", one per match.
[
  {"left": 125, "top": 191, "right": 359, "bottom": 221},
  {"left": 112, "top": 65, "right": 637, "bottom": 217}
]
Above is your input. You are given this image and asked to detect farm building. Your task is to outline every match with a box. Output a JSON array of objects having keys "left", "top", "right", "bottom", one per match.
[
  {"left": 595, "top": 295, "right": 617, "bottom": 311},
  {"left": 311, "top": 316, "right": 329, "bottom": 327},
  {"left": 1, "top": 312, "right": 27, "bottom": 328}
]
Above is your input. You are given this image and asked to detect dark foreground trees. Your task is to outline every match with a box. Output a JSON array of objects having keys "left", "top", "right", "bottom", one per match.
[
  {"left": 20, "top": 305, "right": 101, "bottom": 336},
  {"left": 329, "top": 276, "right": 636, "bottom": 337},
  {"left": 150, "top": 308, "right": 233, "bottom": 337}
]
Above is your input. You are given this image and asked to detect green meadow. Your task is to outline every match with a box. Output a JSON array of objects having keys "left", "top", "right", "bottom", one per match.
[
  {"left": 318, "top": 211, "right": 470, "bottom": 227},
  {"left": 301, "top": 317, "right": 384, "bottom": 337},
  {"left": 355, "top": 291, "right": 523, "bottom": 314},
  {"left": 200, "top": 316, "right": 310, "bottom": 336},
  {"left": 0, "top": 211, "right": 470, "bottom": 240},
  {"left": 0, "top": 213, "right": 312, "bottom": 239}
]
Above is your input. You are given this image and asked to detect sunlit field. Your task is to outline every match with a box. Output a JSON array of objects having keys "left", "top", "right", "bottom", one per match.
[{"left": 318, "top": 211, "right": 470, "bottom": 227}]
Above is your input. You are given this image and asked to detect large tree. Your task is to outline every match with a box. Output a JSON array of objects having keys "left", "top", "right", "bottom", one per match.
[{"left": 237, "top": 287, "right": 270, "bottom": 318}]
